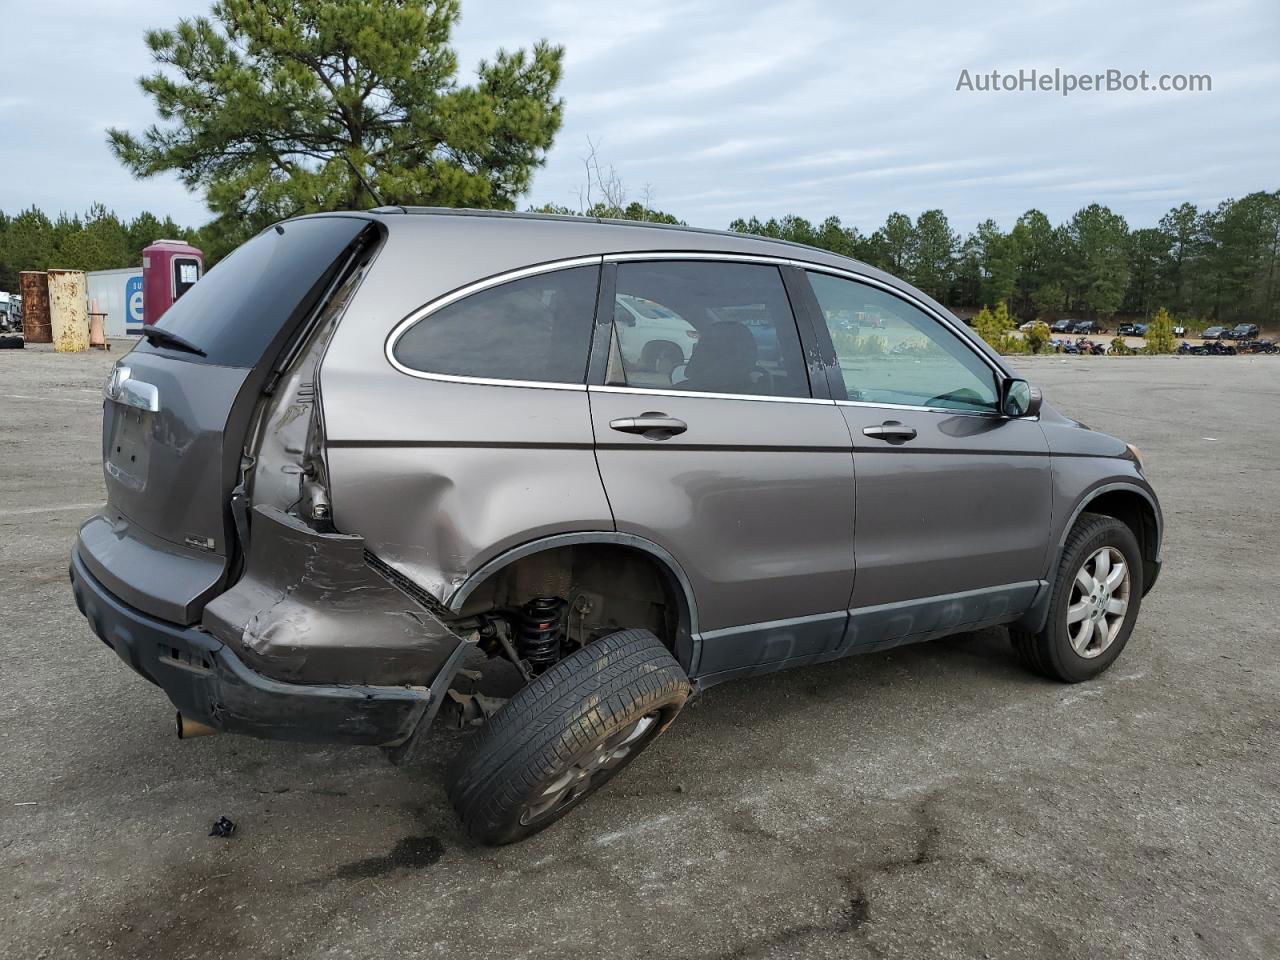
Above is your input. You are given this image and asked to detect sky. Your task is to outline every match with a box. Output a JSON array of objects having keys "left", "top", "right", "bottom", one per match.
[{"left": 1, "top": 0, "right": 1276, "bottom": 236}]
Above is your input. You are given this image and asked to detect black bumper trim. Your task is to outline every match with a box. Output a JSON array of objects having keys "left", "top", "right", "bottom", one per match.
[{"left": 70, "top": 549, "right": 432, "bottom": 747}]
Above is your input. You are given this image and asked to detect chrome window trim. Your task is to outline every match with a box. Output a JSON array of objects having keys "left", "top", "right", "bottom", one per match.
[
  {"left": 604, "top": 251, "right": 790, "bottom": 266},
  {"left": 384, "top": 254, "right": 603, "bottom": 389},
  {"left": 836, "top": 398, "right": 995, "bottom": 417},
  {"left": 383, "top": 248, "right": 1009, "bottom": 394},
  {"left": 835, "top": 399, "right": 1040, "bottom": 421},
  {"left": 591, "top": 384, "right": 835, "bottom": 405}
]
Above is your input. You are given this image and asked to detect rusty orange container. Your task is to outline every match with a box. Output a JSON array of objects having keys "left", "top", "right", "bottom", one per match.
[{"left": 19, "top": 271, "right": 52, "bottom": 343}]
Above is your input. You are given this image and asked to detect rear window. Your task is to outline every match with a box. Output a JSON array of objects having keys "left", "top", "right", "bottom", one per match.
[
  {"left": 392, "top": 265, "right": 600, "bottom": 384},
  {"left": 134, "top": 216, "right": 369, "bottom": 367}
]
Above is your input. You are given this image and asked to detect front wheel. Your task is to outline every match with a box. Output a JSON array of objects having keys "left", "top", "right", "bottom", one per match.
[
  {"left": 1011, "top": 512, "right": 1144, "bottom": 683},
  {"left": 447, "top": 629, "right": 690, "bottom": 845}
]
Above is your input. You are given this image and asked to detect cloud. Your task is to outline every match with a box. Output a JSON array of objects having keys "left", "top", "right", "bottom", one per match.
[{"left": 0, "top": 0, "right": 1275, "bottom": 236}]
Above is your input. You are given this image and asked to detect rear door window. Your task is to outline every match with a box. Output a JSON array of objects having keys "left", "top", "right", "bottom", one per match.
[
  {"left": 610, "top": 261, "right": 810, "bottom": 398},
  {"left": 134, "top": 216, "right": 370, "bottom": 367},
  {"left": 392, "top": 265, "right": 599, "bottom": 385}
]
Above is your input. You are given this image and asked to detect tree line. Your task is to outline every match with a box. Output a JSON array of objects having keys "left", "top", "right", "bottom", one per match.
[
  {"left": 2, "top": 0, "right": 1275, "bottom": 332},
  {"left": 731, "top": 192, "right": 1280, "bottom": 326},
  {"left": 0, "top": 205, "right": 200, "bottom": 292},
  {"left": 7, "top": 192, "right": 1276, "bottom": 330}
]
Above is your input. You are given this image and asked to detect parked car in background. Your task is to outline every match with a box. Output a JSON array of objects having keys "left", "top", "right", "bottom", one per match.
[
  {"left": 1071, "top": 320, "right": 1108, "bottom": 335},
  {"left": 1117, "top": 322, "right": 1148, "bottom": 337},
  {"left": 69, "top": 209, "right": 1164, "bottom": 845},
  {"left": 1050, "top": 319, "right": 1075, "bottom": 333},
  {"left": 1200, "top": 325, "right": 1227, "bottom": 340},
  {"left": 1224, "top": 323, "right": 1260, "bottom": 341},
  {"left": 614, "top": 293, "right": 701, "bottom": 378}
]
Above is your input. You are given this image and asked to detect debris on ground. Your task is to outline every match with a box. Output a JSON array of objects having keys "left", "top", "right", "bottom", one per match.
[{"left": 208, "top": 816, "right": 237, "bottom": 838}]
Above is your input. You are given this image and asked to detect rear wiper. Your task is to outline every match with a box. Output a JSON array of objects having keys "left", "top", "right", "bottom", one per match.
[{"left": 140, "top": 326, "right": 206, "bottom": 357}]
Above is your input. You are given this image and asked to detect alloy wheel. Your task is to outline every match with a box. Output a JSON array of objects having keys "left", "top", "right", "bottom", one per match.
[
  {"left": 519, "top": 712, "right": 661, "bottom": 825},
  {"left": 1065, "top": 545, "right": 1131, "bottom": 659}
]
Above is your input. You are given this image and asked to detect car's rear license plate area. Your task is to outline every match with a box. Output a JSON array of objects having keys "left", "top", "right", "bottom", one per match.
[{"left": 105, "top": 407, "right": 153, "bottom": 492}]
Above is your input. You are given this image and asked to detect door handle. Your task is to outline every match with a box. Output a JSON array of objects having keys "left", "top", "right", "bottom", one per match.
[
  {"left": 862, "top": 421, "right": 917, "bottom": 443},
  {"left": 609, "top": 414, "right": 688, "bottom": 438}
]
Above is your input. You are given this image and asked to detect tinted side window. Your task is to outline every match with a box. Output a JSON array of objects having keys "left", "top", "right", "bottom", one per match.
[
  {"left": 808, "top": 272, "right": 999, "bottom": 412},
  {"left": 612, "top": 261, "right": 809, "bottom": 398},
  {"left": 394, "top": 265, "right": 599, "bottom": 384}
]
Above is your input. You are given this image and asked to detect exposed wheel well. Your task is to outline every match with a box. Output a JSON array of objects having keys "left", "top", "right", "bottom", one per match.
[
  {"left": 1077, "top": 490, "right": 1160, "bottom": 592},
  {"left": 453, "top": 542, "right": 694, "bottom": 670}
]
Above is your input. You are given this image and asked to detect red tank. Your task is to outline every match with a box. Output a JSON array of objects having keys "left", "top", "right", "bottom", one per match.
[{"left": 142, "top": 239, "right": 203, "bottom": 326}]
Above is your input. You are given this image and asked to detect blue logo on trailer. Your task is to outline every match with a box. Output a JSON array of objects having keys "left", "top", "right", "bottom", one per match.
[{"left": 125, "top": 275, "right": 144, "bottom": 332}]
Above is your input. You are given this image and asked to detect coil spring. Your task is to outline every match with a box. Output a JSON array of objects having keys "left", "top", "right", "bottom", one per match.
[{"left": 518, "top": 596, "right": 566, "bottom": 673}]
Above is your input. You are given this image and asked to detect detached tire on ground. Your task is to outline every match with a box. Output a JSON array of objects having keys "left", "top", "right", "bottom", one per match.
[
  {"left": 1011, "top": 512, "right": 1144, "bottom": 683},
  {"left": 448, "top": 629, "right": 691, "bottom": 845}
]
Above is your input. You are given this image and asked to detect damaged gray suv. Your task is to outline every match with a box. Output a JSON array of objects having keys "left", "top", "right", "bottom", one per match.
[{"left": 71, "top": 209, "right": 1162, "bottom": 844}]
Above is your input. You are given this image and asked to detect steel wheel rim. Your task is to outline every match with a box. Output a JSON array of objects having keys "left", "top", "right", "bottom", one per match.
[
  {"left": 1065, "top": 545, "right": 1131, "bottom": 659},
  {"left": 519, "top": 712, "right": 661, "bottom": 826}
]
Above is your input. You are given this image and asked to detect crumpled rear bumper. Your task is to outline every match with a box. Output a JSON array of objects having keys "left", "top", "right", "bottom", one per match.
[{"left": 70, "top": 506, "right": 472, "bottom": 747}]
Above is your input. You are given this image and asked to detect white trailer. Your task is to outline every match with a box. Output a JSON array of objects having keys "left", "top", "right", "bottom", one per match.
[{"left": 85, "top": 267, "right": 144, "bottom": 338}]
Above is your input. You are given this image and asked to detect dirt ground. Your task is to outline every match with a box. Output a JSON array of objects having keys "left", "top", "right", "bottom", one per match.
[{"left": 2, "top": 344, "right": 1278, "bottom": 960}]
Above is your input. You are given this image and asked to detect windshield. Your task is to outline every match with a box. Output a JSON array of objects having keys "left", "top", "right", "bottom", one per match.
[{"left": 133, "top": 216, "right": 369, "bottom": 367}]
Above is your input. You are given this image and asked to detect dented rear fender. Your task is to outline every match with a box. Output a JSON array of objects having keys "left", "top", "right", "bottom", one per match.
[{"left": 202, "top": 505, "right": 470, "bottom": 687}]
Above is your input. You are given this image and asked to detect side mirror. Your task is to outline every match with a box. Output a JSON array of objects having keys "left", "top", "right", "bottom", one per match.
[{"left": 1001, "top": 378, "right": 1042, "bottom": 418}]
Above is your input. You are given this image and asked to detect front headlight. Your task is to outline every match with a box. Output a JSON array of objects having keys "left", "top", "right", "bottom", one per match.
[{"left": 1126, "top": 443, "right": 1145, "bottom": 472}]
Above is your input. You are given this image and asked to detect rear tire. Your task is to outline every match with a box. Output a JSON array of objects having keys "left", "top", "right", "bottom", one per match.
[
  {"left": 1011, "top": 512, "right": 1143, "bottom": 683},
  {"left": 447, "top": 629, "right": 690, "bottom": 845}
]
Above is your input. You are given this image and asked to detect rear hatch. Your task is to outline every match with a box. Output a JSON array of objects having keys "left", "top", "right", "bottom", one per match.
[{"left": 78, "top": 215, "right": 374, "bottom": 624}]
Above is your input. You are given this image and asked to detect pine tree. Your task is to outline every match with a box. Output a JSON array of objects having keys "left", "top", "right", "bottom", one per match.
[
  {"left": 109, "top": 0, "right": 565, "bottom": 247},
  {"left": 1144, "top": 307, "right": 1177, "bottom": 354}
]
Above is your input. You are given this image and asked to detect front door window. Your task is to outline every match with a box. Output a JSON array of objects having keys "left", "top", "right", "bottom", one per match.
[{"left": 807, "top": 272, "right": 999, "bottom": 412}]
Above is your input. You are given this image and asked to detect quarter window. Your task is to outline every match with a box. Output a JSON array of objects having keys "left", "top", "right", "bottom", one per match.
[
  {"left": 807, "top": 272, "right": 999, "bottom": 412},
  {"left": 393, "top": 265, "right": 599, "bottom": 384},
  {"left": 610, "top": 261, "right": 809, "bottom": 398}
]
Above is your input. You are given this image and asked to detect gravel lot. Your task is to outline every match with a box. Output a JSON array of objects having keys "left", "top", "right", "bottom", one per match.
[{"left": 2, "top": 345, "right": 1278, "bottom": 960}]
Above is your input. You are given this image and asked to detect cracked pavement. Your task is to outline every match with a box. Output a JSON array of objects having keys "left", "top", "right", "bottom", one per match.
[{"left": 2, "top": 347, "right": 1278, "bottom": 959}]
